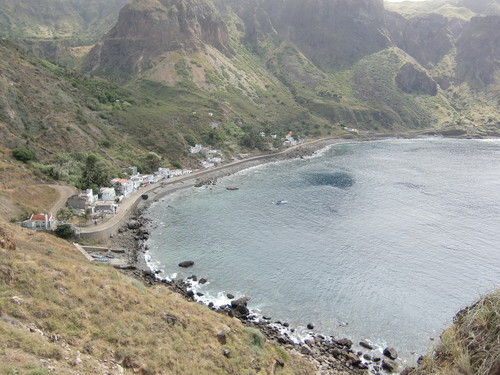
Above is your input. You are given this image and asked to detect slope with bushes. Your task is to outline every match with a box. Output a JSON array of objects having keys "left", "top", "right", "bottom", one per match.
[{"left": 407, "top": 290, "right": 500, "bottom": 375}]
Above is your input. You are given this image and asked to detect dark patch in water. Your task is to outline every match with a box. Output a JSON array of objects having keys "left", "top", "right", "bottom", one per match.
[{"left": 307, "top": 172, "right": 354, "bottom": 189}]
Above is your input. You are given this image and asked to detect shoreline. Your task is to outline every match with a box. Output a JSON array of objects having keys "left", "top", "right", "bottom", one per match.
[
  {"left": 107, "top": 136, "right": 407, "bottom": 374},
  {"left": 110, "top": 137, "right": 348, "bottom": 271}
]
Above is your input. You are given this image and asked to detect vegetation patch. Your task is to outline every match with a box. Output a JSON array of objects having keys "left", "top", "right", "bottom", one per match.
[{"left": 408, "top": 290, "right": 500, "bottom": 375}]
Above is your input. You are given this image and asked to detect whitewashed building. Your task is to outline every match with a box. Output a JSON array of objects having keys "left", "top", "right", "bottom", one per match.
[
  {"left": 21, "top": 213, "right": 56, "bottom": 229},
  {"left": 95, "top": 203, "right": 118, "bottom": 214},
  {"left": 189, "top": 144, "right": 203, "bottom": 154},
  {"left": 67, "top": 189, "right": 98, "bottom": 210},
  {"left": 100, "top": 187, "right": 116, "bottom": 202},
  {"left": 200, "top": 161, "right": 215, "bottom": 169},
  {"left": 116, "top": 179, "right": 135, "bottom": 197}
]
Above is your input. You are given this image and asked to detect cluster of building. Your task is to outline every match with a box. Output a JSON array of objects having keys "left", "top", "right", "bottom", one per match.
[
  {"left": 66, "top": 166, "right": 193, "bottom": 215},
  {"left": 189, "top": 144, "right": 224, "bottom": 169},
  {"left": 20, "top": 132, "right": 302, "bottom": 231},
  {"left": 20, "top": 165, "right": 195, "bottom": 230},
  {"left": 67, "top": 188, "right": 117, "bottom": 215},
  {"left": 283, "top": 131, "right": 303, "bottom": 147}
]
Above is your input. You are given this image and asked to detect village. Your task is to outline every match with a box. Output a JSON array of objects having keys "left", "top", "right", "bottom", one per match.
[{"left": 19, "top": 133, "right": 305, "bottom": 235}]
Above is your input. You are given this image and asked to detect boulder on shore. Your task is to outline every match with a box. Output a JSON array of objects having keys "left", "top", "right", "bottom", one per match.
[
  {"left": 383, "top": 347, "right": 398, "bottom": 360},
  {"left": 230, "top": 296, "right": 250, "bottom": 308},
  {"left": 335, "top": 338, "right": 353, "bottom": 348},
  {"left": 360, "top": 340, "right": 374, "bottom": 350},
  {"left": 127, "top": 220, "right": 140, "bottom": 230},
  {"left": 382, "top": 358, "right": 399, "bottom": 373},
  {"left": 178, "top": 261, "right": 195, "bottom": 268}
]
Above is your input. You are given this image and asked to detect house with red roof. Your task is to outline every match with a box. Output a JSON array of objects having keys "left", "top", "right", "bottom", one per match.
[{"left": 21, "top": 213, "right": 56, "bottom": 230}]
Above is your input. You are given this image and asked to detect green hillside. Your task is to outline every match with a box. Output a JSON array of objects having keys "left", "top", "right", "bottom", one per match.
[{"left": 0, "top": 0, "right": 499, "bottom": 181}]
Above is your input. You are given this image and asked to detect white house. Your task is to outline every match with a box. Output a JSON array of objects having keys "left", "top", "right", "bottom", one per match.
[
  {"left": 169, "top": 168, "right": 183, "bottom": 177},
  {"left": 95, "top": 203, "right": 118, "bottom": 214},
  {"left": 67, "top": 189, "right": 98, "bottom": 210},
  {"left": 144, "top": 174, "right": 159, "bottom": 184},
  {"left": 200, "top": 161, "right": 215, "bottom": 169},
  {"left": 189, "top": 144, "right": 203, "bottom": 154},
  {"left": 130, "top": 175, "right": 144, "bottom": 189},
  {"left": 157, "top": 168, "right": 171, "bottom": 177},
  {"left": 21, "top": 213, "right": 56, "bottom": 230},
  {"left": 116, "top": 179, "right": 135, "bottom": 197},
  {"left": 208, "top": 157, "right": 222, "bottom": 164},
  {"left": 100, "top": 187, "right": 116, "bottom": 202}
]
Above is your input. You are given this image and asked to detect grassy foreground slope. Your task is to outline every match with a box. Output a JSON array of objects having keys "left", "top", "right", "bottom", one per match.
[
  {"left": 0, "top": 154, "right": 314, "bottom": 375},
  {"left": 0, "top": 222, "right": 315, "bottom": 375}
]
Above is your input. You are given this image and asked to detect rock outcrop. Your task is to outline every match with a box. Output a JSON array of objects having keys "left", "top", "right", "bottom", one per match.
[
  {"left": 455, "top": 15, "right": 500, "bottom": 86},
  {"left": 395, "top": 62, "right": 438, "bottom": 95},
  {"left": 386, "top": 12, "right": 455, "bottom": 69},
  {"left": 83, "top": 0, "right": 232, "bottom": 79},
  {"left": 230, "top": 0, "right": 389, "bottom": 68}
]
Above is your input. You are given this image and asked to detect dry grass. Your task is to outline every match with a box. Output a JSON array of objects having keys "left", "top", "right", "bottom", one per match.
[
  {"left": 0, "top": 224, "right": 315, "bottom": 375},
  {"left": 409, "top": 290, "right": 500, "bottom": 375},
  {"left": 0, "top": 148, "right": 58, "bottom": 223}
]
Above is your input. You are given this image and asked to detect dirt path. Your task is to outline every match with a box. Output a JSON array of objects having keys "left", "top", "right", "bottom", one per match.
[{"left": 48, "top": 184, "right": 77, "bottom": 214}]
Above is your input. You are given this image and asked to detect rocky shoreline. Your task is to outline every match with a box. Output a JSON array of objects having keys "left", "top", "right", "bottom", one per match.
[{"left": 108, "top": 138, "right": 408, "bottom": 375}]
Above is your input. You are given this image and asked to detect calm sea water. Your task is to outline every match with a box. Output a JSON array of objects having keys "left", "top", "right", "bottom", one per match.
[{"left": 146, "top": 138, "right": 500, "bottom": 363}]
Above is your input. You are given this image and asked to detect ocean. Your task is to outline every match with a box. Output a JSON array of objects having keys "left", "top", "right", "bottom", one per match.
[{"left": 145, "top": 138, "right": 500, "bottom": 364}]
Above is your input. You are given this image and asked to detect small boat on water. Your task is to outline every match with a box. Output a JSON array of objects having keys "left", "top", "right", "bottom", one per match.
[
  {"left": 275, "top": 200, "right": 287, "bottom": 205},
  {"left": 226, "top": 186, "right": 239, "bottom": 190}
]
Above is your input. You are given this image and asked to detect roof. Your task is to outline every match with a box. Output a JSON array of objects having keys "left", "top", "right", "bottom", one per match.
[
  {"left": 30, "top": 214, "right": 53, "bottom": 221},
  {"left": 117, "top": 179, "right": 128, "bottom": 183}
]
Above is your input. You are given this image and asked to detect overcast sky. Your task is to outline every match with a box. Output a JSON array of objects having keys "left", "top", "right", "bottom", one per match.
[{"left": 385, "top": 0, "right": 428, "bottom": 2}]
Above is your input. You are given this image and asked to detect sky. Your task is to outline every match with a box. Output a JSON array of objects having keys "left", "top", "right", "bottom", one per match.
[{"left": 385, "top": 0, "right": 428, "bottom": 2}]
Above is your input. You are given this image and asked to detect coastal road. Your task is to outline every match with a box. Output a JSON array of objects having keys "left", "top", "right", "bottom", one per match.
[
  {"left": 78, "top": 178, "right": 198, "bottom": 235},
  {"left": 78, "top": 137, "right": 340, "bottom": 237}
]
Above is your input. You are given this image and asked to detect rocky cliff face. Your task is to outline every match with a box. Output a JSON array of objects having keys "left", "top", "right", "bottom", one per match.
[
  {"left": 455, "top": 15, "right": 500, "bottom": 86},
  {"left": 386, "top": 12, "right": 455, "bottom": 69},
  {"left": 3, "top": 0, "right": 497, "bottom": 142},
  {"left": 83, "top": 0, "right": 232, "bottom": 79},
  {"left": 230, "top": 0, "right": 389, "bottom": 68},
  {"left": 395, "top": 62, "right": 438, "bottom": 96},
  {"left": 385, "top": 7, "right": 499, "bottom": 89},
  {"left": 0, "top": 0, "right": 128, "bottom": 42}
]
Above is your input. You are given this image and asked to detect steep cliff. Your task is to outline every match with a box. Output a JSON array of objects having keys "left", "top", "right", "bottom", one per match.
[
  {"left": 230, "top": 0, "right": 389, "bottom": 68},
  {"left": 83, "top": 0, "right": 232, "bottom": 80},
  {"left": 455, "top": 15, "right": 500, "bottom": 86},
  {"left": 385, "top": 12, "right": 456, "bottom": 69}
]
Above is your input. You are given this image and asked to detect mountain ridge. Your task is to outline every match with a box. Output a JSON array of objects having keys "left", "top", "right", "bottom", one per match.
[{"left": 0, "top": 0, "right": 499, "bottom": 169}]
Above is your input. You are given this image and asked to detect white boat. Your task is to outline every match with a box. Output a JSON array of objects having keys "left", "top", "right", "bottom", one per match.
[{"left": 275, "top": 200, "right": 287, "bottom": 205}]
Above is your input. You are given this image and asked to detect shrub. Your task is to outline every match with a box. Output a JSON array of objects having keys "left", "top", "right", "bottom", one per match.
[
  {"left": 12, "top": 147, "right": 36, "bottom": 163},
  {"left": 54, "top": 224, "right": 75, "bottom": 239}
]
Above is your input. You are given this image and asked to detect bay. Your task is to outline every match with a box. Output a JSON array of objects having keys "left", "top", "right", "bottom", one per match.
[{"left": 146, "top": 138, "right": 500, "bottom": 364}]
